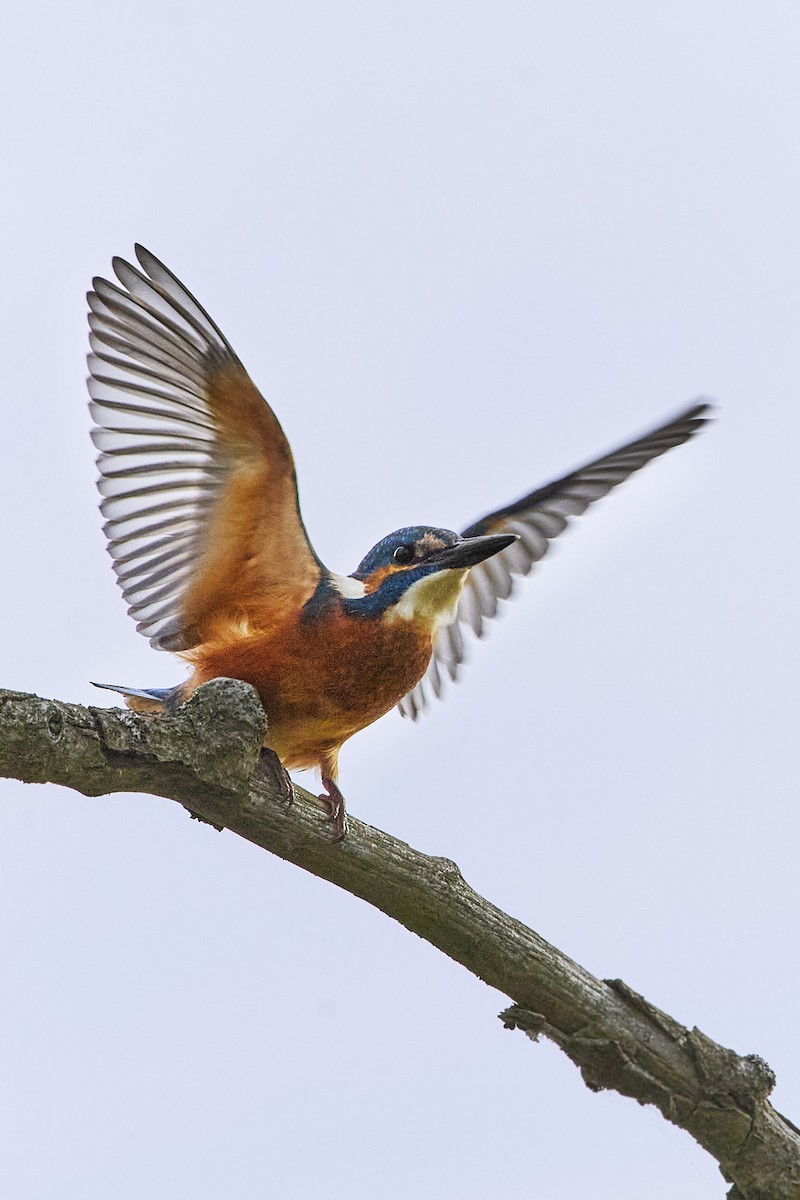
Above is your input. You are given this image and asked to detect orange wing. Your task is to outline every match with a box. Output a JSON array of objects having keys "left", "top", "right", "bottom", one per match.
[{"left": 88, "top": 246, "right": 322, "bottom": 652}]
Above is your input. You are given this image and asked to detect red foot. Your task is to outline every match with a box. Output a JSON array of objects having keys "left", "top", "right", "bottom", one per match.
[{"left": 319, "top": 776, "right": 347, "bottom": 841}]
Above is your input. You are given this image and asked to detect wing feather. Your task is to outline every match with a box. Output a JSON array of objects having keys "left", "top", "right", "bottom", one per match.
[
  {"left": 398, "top": 402, "right": 711, "bottom": 719},
  {"left": 89, "top": 246, "right": 322, "bottom": 651}
]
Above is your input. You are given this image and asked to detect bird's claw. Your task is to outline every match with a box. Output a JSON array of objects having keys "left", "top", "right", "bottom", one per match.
[{"left": 319, "top": 776, "right": 348, "bottom": 841}]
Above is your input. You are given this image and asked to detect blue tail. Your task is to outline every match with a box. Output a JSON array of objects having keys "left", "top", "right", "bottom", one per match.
[{"left": 91, "top": 681, "right": 177, "bottom": 706}]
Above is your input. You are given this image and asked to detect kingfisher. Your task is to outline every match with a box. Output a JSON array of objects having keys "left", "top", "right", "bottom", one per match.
[{"left": 88, "top": 246, "right": 710, "bottom": 837}]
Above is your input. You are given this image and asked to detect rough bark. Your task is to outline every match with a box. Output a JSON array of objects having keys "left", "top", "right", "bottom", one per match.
[{"left": 1, "top": 679, "right": 798, "bottom": 1199}]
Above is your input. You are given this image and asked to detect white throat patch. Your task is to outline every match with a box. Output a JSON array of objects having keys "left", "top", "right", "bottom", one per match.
[{"left": 388, "top": 568, "right": 468, "bottom": 630}]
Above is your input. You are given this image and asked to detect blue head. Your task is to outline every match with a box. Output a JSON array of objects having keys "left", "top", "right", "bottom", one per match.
[{"left": 338, "top": 525, "right": 516, "bottom": 623}]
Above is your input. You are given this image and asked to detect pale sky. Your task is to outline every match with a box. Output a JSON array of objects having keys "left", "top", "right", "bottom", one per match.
[{"left": 2, "top": 4, "right": 799, "bottom": 1197}]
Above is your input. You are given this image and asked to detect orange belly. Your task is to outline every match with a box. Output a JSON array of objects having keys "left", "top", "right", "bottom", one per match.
[{"left": 182, "top": 610, "right": 432, "bottom": 773}]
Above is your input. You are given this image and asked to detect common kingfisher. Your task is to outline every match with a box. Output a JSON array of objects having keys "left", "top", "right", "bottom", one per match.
[{"left": 88, "top": 246, "right": 710, "bottom": 837}]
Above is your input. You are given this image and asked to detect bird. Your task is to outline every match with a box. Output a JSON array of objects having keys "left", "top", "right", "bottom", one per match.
[{"left": 87, "top": 246, "right": 710, "bottom": 838}]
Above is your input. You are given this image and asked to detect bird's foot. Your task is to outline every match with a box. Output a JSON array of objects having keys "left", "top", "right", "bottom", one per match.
[
  {"left": 319, "top": 776, "right": 348, "bottom": 841},
  {"left": 259, "top": 748, "right": 294, "bottom": 806}
]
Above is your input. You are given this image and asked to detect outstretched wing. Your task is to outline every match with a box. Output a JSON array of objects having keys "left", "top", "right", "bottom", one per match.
[
  {"left": 398, "top": 402, "right": 711, "bottom": 719},
  {"left": 88, "top": 246, "right": 323, "bottom": 652}
]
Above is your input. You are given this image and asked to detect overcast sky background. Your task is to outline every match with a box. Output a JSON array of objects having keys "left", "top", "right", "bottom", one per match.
[{"left": 1, "top": 3, "right": 798, "bottom": 1197}]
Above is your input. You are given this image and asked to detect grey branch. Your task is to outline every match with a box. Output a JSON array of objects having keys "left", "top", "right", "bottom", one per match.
[{"left": 1, "top": 679, "right": 798, "bottom": 1199}]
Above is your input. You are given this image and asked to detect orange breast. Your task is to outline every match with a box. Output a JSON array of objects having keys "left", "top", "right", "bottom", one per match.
[{"left": 183, "top": 608, "right": 432, "bottom": 771}]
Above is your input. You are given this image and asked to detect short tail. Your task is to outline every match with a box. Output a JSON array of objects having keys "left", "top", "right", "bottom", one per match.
[{"left": 91, "top": 681, "right": 179, "bottom": 713}]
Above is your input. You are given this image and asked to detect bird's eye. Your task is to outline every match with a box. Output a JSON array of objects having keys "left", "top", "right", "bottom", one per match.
[{"left": 392, "top": 543, "right": 415, "bottom": 565}]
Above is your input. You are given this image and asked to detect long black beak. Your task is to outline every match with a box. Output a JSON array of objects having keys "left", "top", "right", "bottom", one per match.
[{"left": 428, "top": 533, "right": 517, "bottom": 570}]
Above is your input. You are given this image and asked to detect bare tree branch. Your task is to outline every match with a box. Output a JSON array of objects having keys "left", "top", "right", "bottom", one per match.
[{"left": 1, "top": 679, "right": 798, "bottom": 1199}]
